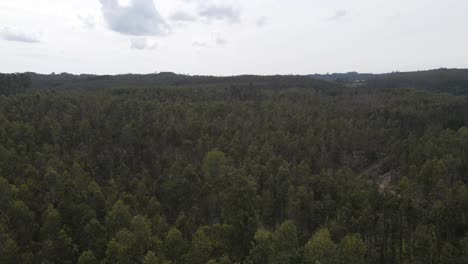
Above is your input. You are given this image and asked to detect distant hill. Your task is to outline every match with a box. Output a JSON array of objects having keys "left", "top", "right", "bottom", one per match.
[
  {"left": 366, "top": 68, "right": 468, "bottom": 94},
  {"left": 3, "top": 69, "right": 468, "bottom": 95},
  {"left": 23, "top": 72, "right": 337, "bottom": 92},
  {"left": 310, "top": 68, "right": 468, "bottom": 94}
]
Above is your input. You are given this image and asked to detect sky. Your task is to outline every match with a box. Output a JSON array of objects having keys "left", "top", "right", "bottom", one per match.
[{"left": 0, "top": 0, "right": 467, "bottom": 75}]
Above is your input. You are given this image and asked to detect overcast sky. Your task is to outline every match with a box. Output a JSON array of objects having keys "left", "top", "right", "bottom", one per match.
[{"left": 1, "top": 0, "right": 467, "bottom": 75}]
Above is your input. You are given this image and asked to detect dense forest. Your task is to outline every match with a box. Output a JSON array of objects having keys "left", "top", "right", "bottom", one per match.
[{"left": 0, "top": 70, "right": 468, "bottom": 264}]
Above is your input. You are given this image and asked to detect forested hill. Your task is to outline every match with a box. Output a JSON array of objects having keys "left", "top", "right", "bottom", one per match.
[
  {"left": 0, "top": 70, "right": 468, "bottom": 264},
  {"left": 22, "top": 72, "right": 338, "bottom": 92},
  {"left": 6, "top": 68, "right": 468, "bottom": 95},
  {"left": 311, "top": 68, "right": 468, "bottom": 94},
  {"left": 366, "top": 69, "right": 468, "bottom": 94},
  {"left": 0, "top": 73, "right": 31, "bottom": 96}
]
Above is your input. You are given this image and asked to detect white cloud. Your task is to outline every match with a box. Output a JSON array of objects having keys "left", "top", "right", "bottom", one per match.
[
  {"left": 130, "top": 38, "right": 158, "bottom": 50},
  {"left": 100, "top": 0, "right": 170, "bottom": 36},
  {"left": 78, "top": 15, "right": 96, "bottom": 29},
  {"left": 170, "top": 11, "right": 197, "bottom": 22},
  {"left": 198, "top": 4, "right": 241, "bottom": 23}
]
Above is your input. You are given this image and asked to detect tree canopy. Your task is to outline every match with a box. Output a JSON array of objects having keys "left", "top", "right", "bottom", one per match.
[{"left": 0, "top": 71, "right": 467, "bottom": 263}]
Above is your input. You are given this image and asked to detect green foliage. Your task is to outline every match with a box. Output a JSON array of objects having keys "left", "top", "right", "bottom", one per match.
[
  {"left": 0, "top": 238, "right": 19, "bottom": 264},
  {"left": 202, "top": 150, "right": 227, "bottom": 181},
  {"left": 304, "top": 228, "right": 337, "bottom": 264},
  {"left": 187, "top": 228, "right": 213, "bottom": 264},
  {"left": 338, "top": 234, "right": 367, "bottom": 264},
  {"left": 143, "top": 251, "right": 161, "bottom": 264},
  {"left": 247, "top": 229, "right": 274, "bottom": 264},
  {"left": 165, "top": 227, "right": 187, "bottom": 262},
  {"left": 272, "top": 220, "right": 299, "bottom": 264},
  {"left": 41, "top": 205, "right": 62, "bottom": 238},
  {"left": 78, "top": 250, "right": 98, "bottom": 264},
  {"left": 106, "top": 200, "right": 132, "bottom": 234}
]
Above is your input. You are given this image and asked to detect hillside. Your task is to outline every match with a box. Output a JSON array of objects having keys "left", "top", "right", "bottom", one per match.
[
  {"left": 310, "top": 68, "right": 468, "bottom": 95},
  {"left": 23, "top": 72, "right": 337, "bottom": 91}
]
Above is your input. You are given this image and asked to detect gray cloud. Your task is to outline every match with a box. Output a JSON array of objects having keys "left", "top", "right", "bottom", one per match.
[
  {"left": 328, "top": 9, "right": 347, "bottom": 21},
  {"left": 198, "top": 4, "right": 241, "bottom": 23},
  {"left": 130, "top": 38, "right": 158, "bottom": 50},
  {"left": 170, "top": 11, "right": 197, "bottom": 22},
  {"left": 256, "top": 16, "right": 267, "bottom": 27},
  {"left": 0, "top": 28, "right": 40, "bottom": 43},
  {"left": 100, "top": 0, "right": 169, "bottom": 36}
]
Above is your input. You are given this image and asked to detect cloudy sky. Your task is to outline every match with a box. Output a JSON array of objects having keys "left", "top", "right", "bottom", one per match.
[{"left": 1, "top": 0, "right": 467, "bottom": 75}]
